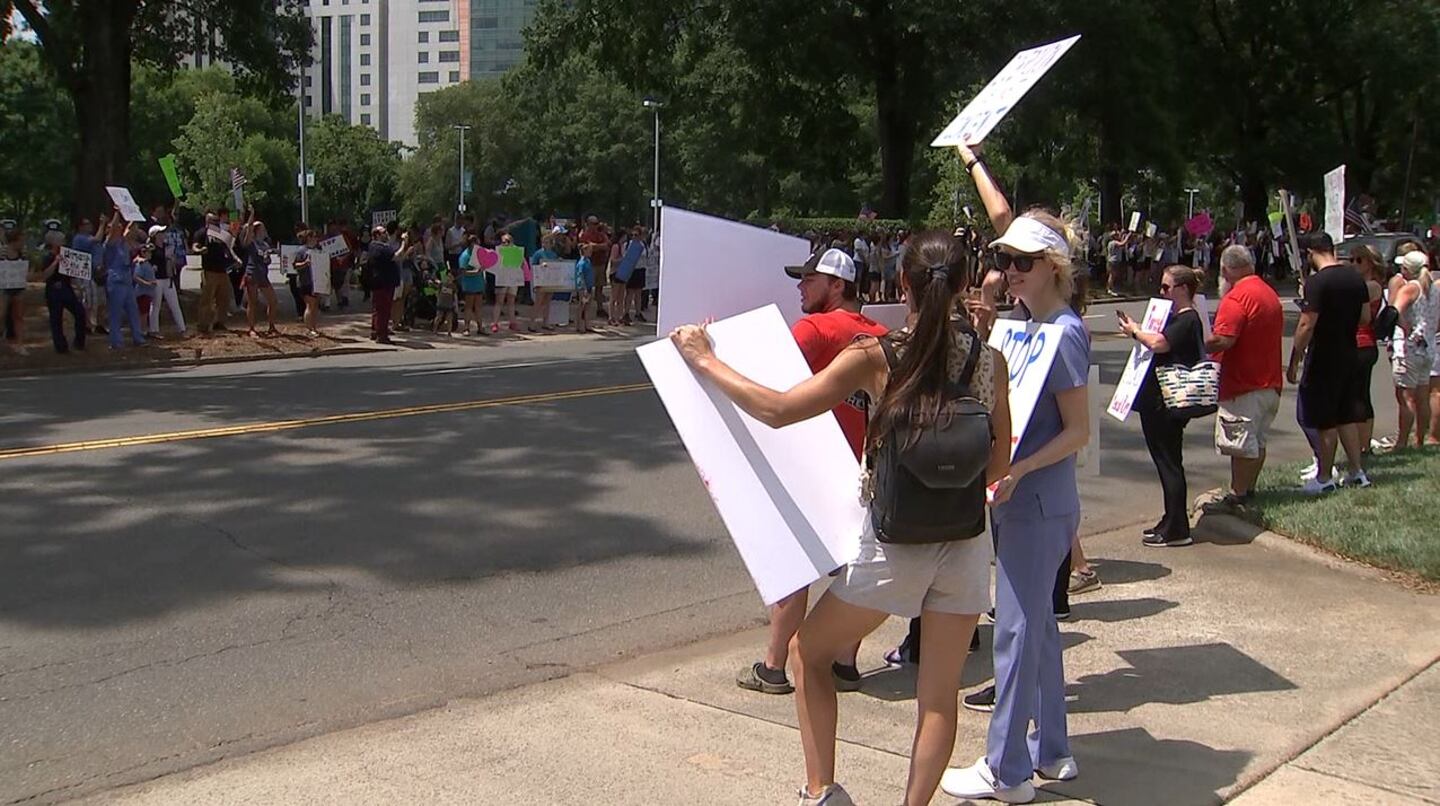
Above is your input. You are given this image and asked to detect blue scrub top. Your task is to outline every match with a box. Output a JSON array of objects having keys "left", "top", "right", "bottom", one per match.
[{"left": 994, "top": 306, "right": 1089, "bottom": 523}]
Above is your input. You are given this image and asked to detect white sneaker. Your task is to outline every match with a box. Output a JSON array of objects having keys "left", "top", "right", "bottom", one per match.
[
  {"left": 1340, "top": 470, "right": 1372, "bottom": 489},
  {"left": 1300, "top": 477, "right": 1337, "bottom": 496},
  {"left": 941, "top": 757, "right": 1036, "bottom": 803},
  {"left": 1299, "top": 459, "right": 1319, "bottom": 481},
  {"left": 1036, "top": 756, "right": 1079, "bottom": 781}
]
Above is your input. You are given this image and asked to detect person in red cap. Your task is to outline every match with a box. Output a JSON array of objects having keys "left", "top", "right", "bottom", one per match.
[{"left": 736, "top": 247, "right": 889, "bottom": 697}]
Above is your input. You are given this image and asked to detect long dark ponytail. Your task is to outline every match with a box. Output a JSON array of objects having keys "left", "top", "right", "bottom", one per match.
[{"left": 868, "top": 230, "right": 973, "bottom": 451}]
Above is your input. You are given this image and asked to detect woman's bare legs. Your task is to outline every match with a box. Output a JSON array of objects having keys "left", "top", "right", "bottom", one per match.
[{"left": 905, "top": 610, "right": 979, "bottom": 806}]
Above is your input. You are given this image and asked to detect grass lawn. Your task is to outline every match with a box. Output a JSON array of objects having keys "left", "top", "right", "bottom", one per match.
[{"left": 1245, "top": 448, "right": 1440, "bottom": 583}]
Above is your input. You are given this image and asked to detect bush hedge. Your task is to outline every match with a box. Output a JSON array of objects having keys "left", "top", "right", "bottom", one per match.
[{"left": 745, "top": 217, "right": 920, "bottom": 239}]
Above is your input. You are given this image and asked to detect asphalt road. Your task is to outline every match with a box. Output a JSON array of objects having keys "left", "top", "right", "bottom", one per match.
[{"left": 0, "top": 302, "right": 1396, "bottom": 804}]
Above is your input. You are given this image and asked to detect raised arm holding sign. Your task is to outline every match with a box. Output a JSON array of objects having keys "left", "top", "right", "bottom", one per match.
[
  {"left": 105, "top": 186, "right": 146, "bottom": 223},
  {"left": 931, "top": 34, "right": 1081, "bottom": 147}
]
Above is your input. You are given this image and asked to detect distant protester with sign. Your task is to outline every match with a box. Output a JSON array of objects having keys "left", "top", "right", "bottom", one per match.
[
  {"left": 1, "top": 228, "right": 31, "bottom": 351},
  {"left": 941, "top": 141, "right": 1090, "bottom": 805},
  {"left": 40, "top": 223, "right": 86, "bottom": 353},
  {"left": 670, "top": 229, "right": 1012, "bottom": 806}
]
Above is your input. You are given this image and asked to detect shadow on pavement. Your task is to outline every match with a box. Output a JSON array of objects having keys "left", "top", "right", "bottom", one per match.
[
  {"left": 1085, "top": 558, "right": 1173, "bottom": 585},
  {"left": 1068, "top": 642, "right": 1297, "bottom": 715},
  {"left": 1052, "top": 726, "right": 1253, "bottom": 806},
  {"left": 1069, "top": 597, "right": 1180, "bottom": 623},
  {"left": 857, "top": 631, "right": 1094, "bottom": 703}
]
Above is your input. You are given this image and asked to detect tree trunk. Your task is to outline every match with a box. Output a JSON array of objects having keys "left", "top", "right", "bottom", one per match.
[
  {"left": 874, "top": 77, "right": 915, "bottom": 220},
  {"left": 1100, "top": 167, "right": 1122, "bottom": 230},
  {"left": 70, "top": 3, "right": 137, "bottom": 220}
]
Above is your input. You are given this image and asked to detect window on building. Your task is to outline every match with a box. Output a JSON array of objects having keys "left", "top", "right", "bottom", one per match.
[
  {"left": 361, "top": 114, "right": 372, "bottom": 125},
  {"left": 360, "top": 73, "right": 371, "bottom": 86},
  {"left": 418, "top": 10, "right": 448, "bottom": 23},
  {"left": 361, "top": 93, "right": 371, "bottom": 105},
  {"left": 360, "top": 53, "right": 370, "bottom": 66},
  {"left": 360, "top": 33, "right": 370, "bottom": 46},
  {"left": 418, "top": 71, "right": 440, "bottom": 84},
  {"left": 360, "top": 13, "right": 370, "bottom": 25},
  {"left": 305, "top": 95, "right": 314, "bottom": 106},
  {"left": 449, "top": 71, "right": 461, "bottom": 83},
  {"left": 474, "top": 16, "right": 498, "bottom": 28},
  {"left": 439, "top": 30, "right": 460, "bottom": 42},
  {"left": 418, "top": 52, "right": 429, "bottom": 63},
  {"left": 418, "top": 31, "right": 428, "bottom": 43},
  {"left": 438, "top": 51, "right": 459, "bottom": 63}
]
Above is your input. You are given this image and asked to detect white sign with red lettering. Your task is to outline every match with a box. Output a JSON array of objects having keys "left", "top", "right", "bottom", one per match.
[{"left": 1107, "top": 298, "right": 1174, "bottom": 421}]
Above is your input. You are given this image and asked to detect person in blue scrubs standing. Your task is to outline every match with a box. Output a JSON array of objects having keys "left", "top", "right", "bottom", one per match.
[
  {"left": 942, "top": 142, "right": 1091, "bottom": 804},
  {"left": 101, "top": 211, "right": 146, "bottom": 350}
]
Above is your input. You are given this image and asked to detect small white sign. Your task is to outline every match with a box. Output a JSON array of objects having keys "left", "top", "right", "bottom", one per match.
[
  {"left": 989, "top": 319, "right": 1066, "bottom": 458},
  {"left": 279, "top": 245, "right": 303, "bottom": 276},
  {"left": 318, "top": 235, "right": 349, "bottom": 258},
  {"left": 1107, "top": 298, "right": 1173, "bottom": 421},
  {"left": 59, "top": 247, "right": 92, "bottom": 281},
  {"left": 533, "top": 259, "right": 576, "bottom": 289},
  {"left": 931, "top": 35, "right": 1082, "bottom": 147},
  {"left": 0, "top": 259, "right": 27, "bottom": 290},
  {"left": 860, "top": 303, "right": 908, "bottom": 331},
  {"left": 1324, "top": 165, "right": 1346, "bottom": 243},
  {"left": 372, "top": 210, "right": 398, "bottom": 228},
  {"left": 1129, "top": 211, "right": 1143, "bottom": 233},
  {"left": 105, "top": 186, "right": 146, "bottom": 223},
  {"left": 1144, "top": 222, "right": 1158, "bottom": 239},
  {"left": 312, "top": 249, "right": 332, "bottom": 297}
]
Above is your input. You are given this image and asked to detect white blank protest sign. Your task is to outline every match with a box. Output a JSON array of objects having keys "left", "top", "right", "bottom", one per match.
[
  {"left": 1324, "top": 165, "right": 1346, "bottom": 243},
  {"left": 533, "top": 260, "right": 576, "bottom": 289},
  {"left": 312, "top": 250, "right": 332, "bottom": 296},
  {"left": 931, "top": 35, "right": 1081, "bottom": 147},
  {"left": 105, "top": 186, "right": 146, "bottom": 223},
  {"left": 656, "top": 207, "right": 812, "bottom": 337},
  {"left": 637, "top": 304, "right": 864, "bottom": 606},
  {"left": 860, "top": 303, "right": 907, "bottom": 331}
]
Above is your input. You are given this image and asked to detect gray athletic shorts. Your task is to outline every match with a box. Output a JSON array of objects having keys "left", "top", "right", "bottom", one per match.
[{"left": 827, "top": 519, "right": 993, "bottom": 618}]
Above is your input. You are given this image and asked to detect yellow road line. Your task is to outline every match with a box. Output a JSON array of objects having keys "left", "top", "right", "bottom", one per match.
[{"left": 0, "top": 382, "right": 653, "bottom": 461}]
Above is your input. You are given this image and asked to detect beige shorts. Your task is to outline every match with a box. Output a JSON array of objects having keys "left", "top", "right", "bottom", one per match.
[
  {"left": 827, "top": 520, "right": 993, "bottom": 618},
  {"left": 1215, "top": 388, "right": 1281, "bottom": 459}
]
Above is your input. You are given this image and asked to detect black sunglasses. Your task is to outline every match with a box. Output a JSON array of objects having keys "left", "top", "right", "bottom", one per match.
[{"left": 992, "top": 251, "right": 1041, "bottom": 273}]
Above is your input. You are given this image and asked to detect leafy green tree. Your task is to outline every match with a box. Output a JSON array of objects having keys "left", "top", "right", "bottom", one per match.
[
  {"left": 3, "top": 0, "right": 309, "bottom": 216},
  {"left": 303, "top": 116, "right": 403, "bottom": 227},
  {"left": 0, "top": 39, "right": 76, "bottom": 224},
  {"left": 173, "top": 89, "right": 296, "bottom": 226}
]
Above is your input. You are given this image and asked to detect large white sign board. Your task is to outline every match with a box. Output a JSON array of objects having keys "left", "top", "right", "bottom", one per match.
[
  {"left": 860, "top": 303, "right": 908, "bottom": 331},
  {"left": 931, "top": 35, "right": 1081, "bottom": 147},
  {"left": 656, "top": 207, "right": 811, "bottom": 337},
  {"left": 637, "top": 305, "right": 864, "bottom": 606},
  {"left": 989, "top": 319, "right": 1065, "bottom": 458},
  {"left": 312, "top": 250, "right": 332, "bottom": 297},
  {"left": 1107, "top": 298, "right": 1173, "bottom": 421},
  {"left": 1324, "top": 165, "right": 1346, "bottom": 243},
  {"left": 533, "top": 259, "right": 576, "bottom": 290},
  {"left": 59, "top": 247, "right": 92, "bottom": 282},
  {"left": 0, "top": 260, "right": 27, "bottom": 290},
  {"left": 105, "top": 186, "right": 146, "bottom": 223}
]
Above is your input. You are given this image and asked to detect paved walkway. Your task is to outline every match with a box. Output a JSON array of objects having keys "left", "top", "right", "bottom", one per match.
[{"left": 78, "top": 513, "right": 1440, "bottom": 805}]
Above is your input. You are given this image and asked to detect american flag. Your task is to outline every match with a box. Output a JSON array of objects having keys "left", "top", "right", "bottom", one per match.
[
  {"left": 230, "top": 167, "right": 247, "bottom": 191},
  {"left": 1345, "top": 195, "right": 1375, "bottom": 235}
]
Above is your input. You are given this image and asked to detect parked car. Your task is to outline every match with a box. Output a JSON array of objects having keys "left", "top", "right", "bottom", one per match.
[{"left": 1336, "top": 232, "right": 1427, "bottom": 266}]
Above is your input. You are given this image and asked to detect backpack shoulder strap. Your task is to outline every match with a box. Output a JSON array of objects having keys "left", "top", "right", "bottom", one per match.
[
  {"left": 942, "top": 325, "right": 984, "bottom": 398},
  {"left": 876, "top": 334, "right": 900, "bottom": 370}
]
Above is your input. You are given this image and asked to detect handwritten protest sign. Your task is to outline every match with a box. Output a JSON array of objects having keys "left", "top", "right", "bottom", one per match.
[
  {"left": 312, "top": 249, "right": 332, "bottom": 296},
  {"left": 59, "top": 247, "right": 92, "bottom": 281},
  {"left": 1324, "top": 165, "right": 1346, "bottom": 243},
  {"left": 105, "top": 186, "right": 146, "bottom": 222},
  {"left": 318, "top": 235, "right": 348, "bottom": 258},
  {"left": 638, "top": 304, "right": 864, "bottom": 605},
  {"left": 989, "top": 319, "right": 1065, "bottom": 458},
  {"left": 494, "top": 245, "right": 525, "bottom": 287},
  {"left": 1107, "top": 298, "right": 1173, "bottom": 421},
  {"left": 1128, "top": 211, "right": 1143, "bottom": 232},
  {"left": 533, "top": 259, "right": 576, "bottom": 289},
  {"left": 279, "top": 245, "right": 302, "bottom": 276},
  {"left": 371, "top": 210, "right": 398, "bottom": 228},
  {"left": 932, "top": 35, "right": 1081, "bottom": 147},
  {"left": 0, "top": 259, "right": 27, "bottom": 290}
]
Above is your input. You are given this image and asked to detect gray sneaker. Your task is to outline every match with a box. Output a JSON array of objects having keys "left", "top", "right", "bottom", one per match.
[
  {"left": 1067, "top": 569, "right": 1102, "bottom": 596},
  {"left": 797, "top": 783, "right": 855, "bottom": 806},
  {"left": 737, "top": 662, "right": 793, "bottom": 695}
]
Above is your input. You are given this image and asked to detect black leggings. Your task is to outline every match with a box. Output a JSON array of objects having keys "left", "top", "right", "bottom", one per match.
[{"left": 1356, "top": 345, "right": 1380, "bottom": 420}]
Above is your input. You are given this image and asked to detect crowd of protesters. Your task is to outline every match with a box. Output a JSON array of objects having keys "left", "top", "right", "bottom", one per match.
[{"left": 0, "top": 205, "right": 659, "bottom": 355}]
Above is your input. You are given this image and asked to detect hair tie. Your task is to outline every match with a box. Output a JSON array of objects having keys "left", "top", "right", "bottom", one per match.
[{"left": 928, "top": 264, "right": 950, "bottom": 279}]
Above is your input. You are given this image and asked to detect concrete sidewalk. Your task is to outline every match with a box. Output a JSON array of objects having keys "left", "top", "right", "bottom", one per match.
[{"left": 82, "top": 515, "right": 1440, "bottom": 806}]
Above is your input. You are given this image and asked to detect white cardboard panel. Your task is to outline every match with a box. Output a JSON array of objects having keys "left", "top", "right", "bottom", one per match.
[{"left": 636, "top": 305, "right": 863, "bottom": 606}]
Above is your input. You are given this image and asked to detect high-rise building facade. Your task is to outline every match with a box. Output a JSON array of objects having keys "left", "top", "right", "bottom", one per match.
[{"left": 299, "top": 0, "right": 536, "bottom": 147}]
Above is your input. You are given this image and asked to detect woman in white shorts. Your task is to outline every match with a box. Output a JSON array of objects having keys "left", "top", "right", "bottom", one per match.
[
  {"left": 671, "top": 229, "right": 1012, "bottom": 806},
  {"left": 1390, "top": 247, "right": 1434, "bottom": 450}
]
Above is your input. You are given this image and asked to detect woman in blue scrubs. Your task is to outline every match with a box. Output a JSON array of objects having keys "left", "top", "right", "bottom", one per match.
[{"left": 942, "top": 142, "right": 1092, "bottom": 804}]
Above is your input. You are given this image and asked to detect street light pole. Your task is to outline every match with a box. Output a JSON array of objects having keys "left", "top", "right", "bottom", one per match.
[
  {"left": 1185, "top": 187, "right": 1201, "bottom": 219},
  {"left": 298, "top": 59, "right": 309, "bottom": 224},
  {"left": 453, "top": 124, "right": 471, "bottom": 216},
  {"left": 643, "top": 99, "right": 664, "bottom": 235}
]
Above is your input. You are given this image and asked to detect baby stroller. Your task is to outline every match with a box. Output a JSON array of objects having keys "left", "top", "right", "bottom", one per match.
[{"left": 403, "top": 259, "right": 440, "bottom": 328}]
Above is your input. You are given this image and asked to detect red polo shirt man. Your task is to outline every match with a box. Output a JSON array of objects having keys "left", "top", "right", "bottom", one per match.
[{"left": 738, "top": 247, "right": 888, "bottom": 696}]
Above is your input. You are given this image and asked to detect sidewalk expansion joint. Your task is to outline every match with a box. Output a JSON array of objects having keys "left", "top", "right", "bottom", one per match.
[{"left": 1289, "top": 763, "right": 1438, "bottom": 805}]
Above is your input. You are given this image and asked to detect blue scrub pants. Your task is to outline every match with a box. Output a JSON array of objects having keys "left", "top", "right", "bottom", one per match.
[
  {"left": 987, "top": 510, "right": 1079, "bottom": 787},
  {"left": 106, "top": 281, "right": 145, "bottom": 348}
]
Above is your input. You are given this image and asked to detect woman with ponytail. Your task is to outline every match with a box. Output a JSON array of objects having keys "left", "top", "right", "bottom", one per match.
[
  {"left": 670, "top": 230, "right": 1012, "bottom": 806},
  {"left": 941, "top": 142, "right": 1091, "bottom": 804}
]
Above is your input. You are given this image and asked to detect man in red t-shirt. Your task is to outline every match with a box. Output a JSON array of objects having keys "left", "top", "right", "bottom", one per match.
[
  {"left": 578, "top": 216, "right": 611, "bottom": 314},
  {"left": 737, "top": 247, "right": 889, "bottom": 696},
  {"left": 1205, "top": 245, "right": 1284, "bottom": 507}
]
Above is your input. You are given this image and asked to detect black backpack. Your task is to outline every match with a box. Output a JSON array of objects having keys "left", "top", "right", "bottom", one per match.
[{"left": 868, "top": 328, "right": 994, "bottom": 545}]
